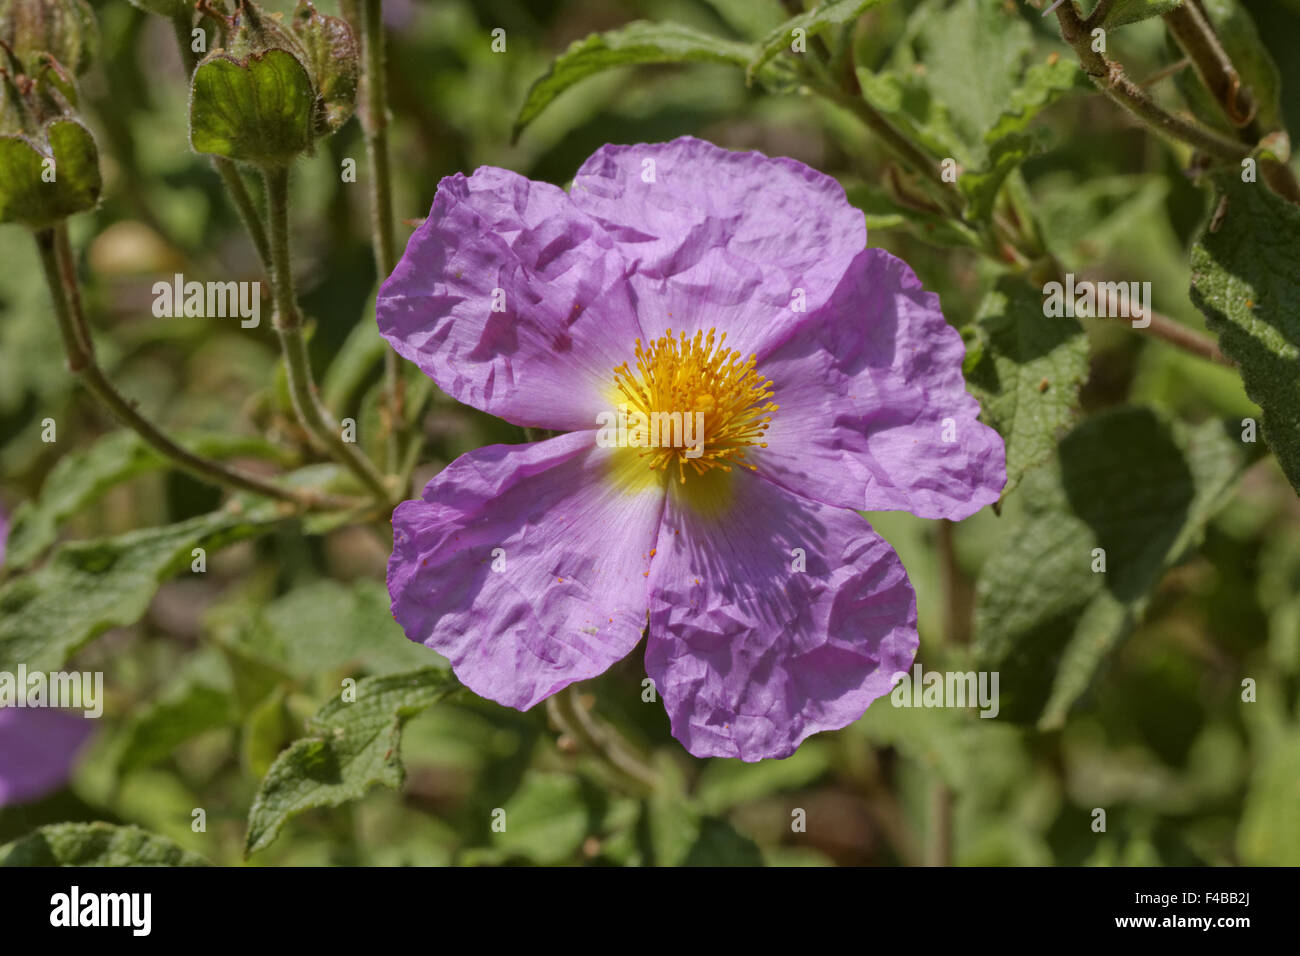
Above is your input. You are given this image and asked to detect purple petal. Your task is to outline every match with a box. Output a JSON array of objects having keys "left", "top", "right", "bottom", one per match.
[
  {"left": 389, "top": 432, "right": 665, "bottom": 710},
  {"left": 377, "top": 167, "right": 644, "bottom": 431},
  {"left": 0, "top": 707, "right": 93, "bottom": 807},
  {"left": 645, "top": 471, "right": 917, "bottom": 761},
  {"left": 757, "top": 248, "right": 1006, "bottom": 520},
  {"left": 570, "top": 136, "right": 866, "bottom": 360}
]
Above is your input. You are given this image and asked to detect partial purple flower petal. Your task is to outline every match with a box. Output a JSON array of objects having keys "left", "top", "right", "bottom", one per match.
[
  {"left": 645, "top": 471, "right": 917, "bottom": 761},
  {"left": 389, "top": 432, "right": 664, "bottom": 710},
  {"left": 757, "top": 248, "right": 1006, "bottom": 520},
  {"left": 0, "top": 509, "right": 94, "bottom": 806},
  {"left": 570, "top": 136, "right": 866, "bottom": 360},
  {"left": 0, "top": 707, "right": 93, "bottom": 807},
  {"left": 377, "top": 167, "right": 644, "bottom": 431}
]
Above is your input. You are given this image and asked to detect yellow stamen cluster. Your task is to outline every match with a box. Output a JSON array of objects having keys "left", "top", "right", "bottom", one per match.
[{"left": 612, "top": 327, "right": 777, "bottom": 483}]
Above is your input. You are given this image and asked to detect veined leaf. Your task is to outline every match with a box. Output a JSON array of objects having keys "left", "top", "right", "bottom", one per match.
[
  {"left": 974, "top": 408, "right": 1249, "bottom": 728},
  {"left": 984, "top": 56, "right": 1088, "bottom": 145},
  {"left": 244, "top": 667, "right": 458, "bottom": 855},
  {"left": 746, "top": 0, "right": 893, "bottom": 83},
  {"left": 965, "top": 276, "right": 1089, "bottom": 493},
  {"left": 513, "top": 21, "right": 759, "bottom": 141},
  {"left": 959, "top": 128, "right": 1052, "bottom": 222},
  {"left": 116, "top": 679, "right": 235, "bottom": 775},
  {"left": 4, "top": 430, "right": 293, "bottom": 570},
  {"left": 0, "top": 506, "right": 288, "bottom": 672},
  {"left": 0, "top": 823, "right": 208, "bottom": 866},
  {"left": 1190, "top": 174, "right": 1300, "bottom": 494}
]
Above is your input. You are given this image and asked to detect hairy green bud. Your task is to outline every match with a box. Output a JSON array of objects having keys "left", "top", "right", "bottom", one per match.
[
  {"left": 0, "top": 51, "right": 100, "bottom": 227},
  {"left": 188, "top": 0, "right": 358, "bottom": 166},
  {"left": 0, "top": 0, "right": 98, "bottom": 76}
]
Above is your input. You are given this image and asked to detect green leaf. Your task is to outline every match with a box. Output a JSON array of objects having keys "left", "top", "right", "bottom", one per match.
[
  {"left": 1190, "top": 174, "right": 1300, "bottom": 494},
  {"left": 844, "top": 180, "right": 983, "bottom": 249},
  {"left": 959, "top": 128, "right": 1051, "bottom": 222},
  {"left": 974, "top": 408, "right": 1248, "bottom": 728},
  {"left": 3, "top": 430, "right": 292, "bottom": 570},
  {"left": 255, "top": 578, "right": 440, "bottom": 677},
  {"left": 513, "top": 21, "right": 759, "bottom": 140},
  {"left": 1104, "top": 0, "right": 1185, "bottom": 28},
  {"left": 116, "top": 680, "right": 234, "bottom": 774},
  {"left": 907, "top": 0, "right": 1033, "bottom": 166},
  {"left": 747, "top": 0, "right": 893, "bottom": 82},
  {"left": 1237, "top": 723, "right": 1300, "bottom": 865},
  {"left": 321, "top": 313, "right": 387, "bottom": 410},
  {"left": 693, "top": 740, "right": 832, "bottom": 814},
  {"left": 244, "top": 667, "right": 458, "bottom": 855},
  {"left": 984, "top": 56, "right": 1088, "bottom": 144},
  {"left": 241, "top": 685, "right": 290, "bottom": 779},
  {"left": 699, "top": 0, "right": 789, "bottom": 40},
  {"left": 0, "top": 119, "right": 101, "bottom": 227},
  {"left": 856, "top": 66, "right": 964, "bottom": 163},
  {"left": 965, "top": 276, "right": 1089, "bottom": 493},
  {"left": 0, "top": 823, "right": 208, "bottom": 866},
  {"left": 189, "top": 49, "right": 314, "bottom": 164},
  {"left": 0, "top": 506, "right": 286, "bottom": 673},
  {"left": 488, "top": 773, "right": 592, "bottom": 864},
  {"left": 646, "top": 793, "right": 764, "bottom": 866}
]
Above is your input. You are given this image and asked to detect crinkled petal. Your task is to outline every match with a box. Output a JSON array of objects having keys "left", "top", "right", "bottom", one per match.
[
  {"left": 570, "top": 136, "right": 866, "bottom": 359},
  {"left": 377, "top": 167, "right": 643, "bottom": 431},
  {"left": 757, "top": 248, "right": 1006, "bottom": 520},
  {"left": 389, "top": 432, "right": 664, "bottom": 710},
  {"left": 645, "top": 471, "right": 917, "bottom": 761},
  {"left": 0, "top": 707, "right": 93, "bottom": 807}
]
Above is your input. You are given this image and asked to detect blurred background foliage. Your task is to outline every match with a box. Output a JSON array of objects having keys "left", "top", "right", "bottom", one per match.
[{"left": 1, "top": 0, "right": 1298, "bottom": 866}]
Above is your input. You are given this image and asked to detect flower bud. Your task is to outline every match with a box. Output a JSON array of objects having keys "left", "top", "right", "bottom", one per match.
[
  {"left": 291, "top": 0, "right": 357, "bottom": 137},
  {"left": 0, "top": 0, "right": 98, "bottom": 76},
  {"left": 188, "top": 0, "right": 357, "bottom": 166},
  {"left": 0, "top": 51, "right": 101, "bottom": 228}
]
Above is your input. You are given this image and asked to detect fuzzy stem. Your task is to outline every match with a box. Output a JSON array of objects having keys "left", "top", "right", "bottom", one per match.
[
  {"left": 36, "top": 226, "right": 349, "bottom": 511},
  {"left": 1163, "top": 2, "right": 1255, "bottom": 128},
  {"left": 358, "top": 0, "right": 403, "bottom": 478},
  {"left": 1052, "top": 2, "right": 1253, "bottom": 164},
  {"left": 213, "top": 159, "right": 274, "bottom": 272},
  {"left": 1162, "top": 2, "right": 1300, "bottom": 205},
  {"left": 805, "top": 71, "right": 966, "bottom": 219},
  {"left": 1090, "top": 281, "right": 1233, "bottom": 366},
  {"left": 262, "top": 166, "right": 394, "bottom": 503},
  {"left": 927, "top": 782, "right": 953, "bottom": 866},
  {"left": 547, "top": 686, "right": 660, "bottom": 794},
  {"left": 1084, "top": 0, "right": 1115, "bottom": 29}
]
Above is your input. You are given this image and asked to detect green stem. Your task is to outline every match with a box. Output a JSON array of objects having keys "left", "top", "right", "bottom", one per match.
[
  {"left": 359, "top": 0, "right": 403, "bottom": 479},
  {"left": 804, "top": 69, "right": 965, "bottom": 220},
  {"left": 927, "top": 782, "right": 953, "bottom": 867},
  {"left": 213, "top": 159, "right": 274, "bottom": 273},
  {"left": 262, "top": 165, "right": 394, "bottom": 504},
  {"left": 35, "top": 226, "right": 351, "bottom": 511}
]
